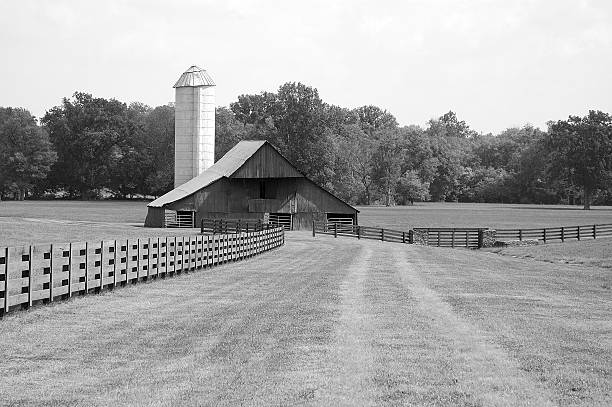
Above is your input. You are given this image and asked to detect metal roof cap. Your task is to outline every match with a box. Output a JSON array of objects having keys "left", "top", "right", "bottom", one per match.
[{"left": 173, "top": 65, "right": 215, "bottom": 88}]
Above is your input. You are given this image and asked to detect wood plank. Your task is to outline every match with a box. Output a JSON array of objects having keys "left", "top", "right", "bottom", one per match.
[
  {"left": 116, "top": 239, "right": 128, "bottom": 284},
  {"left": 28, "top": 245, "right": 33, "bottom": 307},
  {"left": 8, "top": 293, "right": 28, "bottom": 307},
  {"left": 1, "top": 246, "right": 7, "bottom": 313}
]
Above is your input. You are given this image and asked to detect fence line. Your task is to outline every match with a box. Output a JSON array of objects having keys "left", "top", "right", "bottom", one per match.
[
  {"left": 313, "top": 222, "right": 415, "bottom": 244},
  {"left": 0, "top": 227, "right": 284, "bottom": 318},
  {"left": 496, "top": 223, "right": 612, "bottom": 243},
  {"left": 412, "top": 227, "right": 483, "bottom": 248},
  {"left": 201, "top": 218, "right": 277, "bottom": 234},
  {"left": 313, "top": 221, "right": 612, "bottom": 248}
]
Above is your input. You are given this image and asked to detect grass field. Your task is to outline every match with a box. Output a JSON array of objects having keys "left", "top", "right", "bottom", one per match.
[
  {"left": 0, "top": 201, "right": 611, "bottom": 405},
  {"left": 356, "top": 203, "right": 612, "bottom": 230},
  {"left": 1, "top": 200, "right": 611, "bottom": 247},
  {"left": 0, "top": 233, "right": 610, "bottom": 406}
]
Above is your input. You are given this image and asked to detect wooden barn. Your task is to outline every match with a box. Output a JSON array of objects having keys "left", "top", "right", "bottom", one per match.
[{"left": 145, "top": 140, "right": 358, "bottom": 230}]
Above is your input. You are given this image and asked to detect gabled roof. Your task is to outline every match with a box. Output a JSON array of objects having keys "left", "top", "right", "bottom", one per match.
[
  {"left": 173, "top": 65, "right": 215, "bottom": 88},
  {"left": 148, "top": 140, "right": 358, "bottom": 213},
  {"left": 148, "top": 140, "right": 266, "bottom": 208}
]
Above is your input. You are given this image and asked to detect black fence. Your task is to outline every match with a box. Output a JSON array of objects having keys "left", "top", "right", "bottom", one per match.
[
  {"left": 201, "top": 218, "right": 277, "bottom": 234},
  {"left": 413, "top": 227, "right": 483, "bottom": 249},
  {"left": 312, "top": 222, "right": 414, "bottom": 243},
  {"left": 496, "top": 223, "right": 612, "bottom": 243}
]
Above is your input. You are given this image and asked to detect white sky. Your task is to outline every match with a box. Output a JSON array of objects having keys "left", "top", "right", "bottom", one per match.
[{"left": 1, "top": 0, "right": 611, "bottom": 134}]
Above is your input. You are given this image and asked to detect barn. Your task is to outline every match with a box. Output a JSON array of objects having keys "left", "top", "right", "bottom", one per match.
[{"left": 144, "top": 140, "right": 358, "bottom": 230}]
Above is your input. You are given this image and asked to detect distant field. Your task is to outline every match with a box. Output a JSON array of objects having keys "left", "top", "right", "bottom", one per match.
[
  {"left": 0, "top": 200, "right": 147, "bottom": 223},
  {"left": 2, "top": 200, "right": 612, "bottom": 247},
  {"left": 357, "top": 203, "right": 612, "bottom": 230},
  {"left": 0, "top": 233, "right": 609, "bottom": 406}
]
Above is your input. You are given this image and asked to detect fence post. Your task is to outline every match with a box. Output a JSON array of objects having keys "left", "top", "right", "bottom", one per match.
[
  {"left": 543, "top": 228, "right": 547, "bottom": 243},
  {"left": 437, "top": 231, "right": 440, "bottom": 247},
  {"left": 334, "top": 223, "right": 338, "bottom": 238},
  {"left": 358, "top": 226, "right": 361, "bottom": 239},
  {"left": 84, "top": 242, "right": 89, "bottom": 293},
  {"left": 312, "top": 221, "right": 316, "bottom": 237},
  {"left": 465, "top": 230, "right": 469, "bottom": 248},
  {"left": 577, "top": 225, "right": 581, "bottom": 241},
  {"left": 477, "top": 229, "right": 484, "bottom": 249},
  {"left": 49, "top": 243, "right": 54, "bottom": 302},
  {"left": 381, "top": 228, "right": 385, "bottom": 242},
  {"left": 519, "top": 229, "right": 523, "bottom": 241},
  {"left": 3, "top": 247, "right": 9, "bottom": 314},
  {"left": 409, "top": 230, "right": 414, "bottom": 244},
  {"left": 27, "top": 245, "right": 33, "bottom": 308},
  {"left": 68, "top": 243, "right": 73, "bottom": 298},
  {"left": 561, "top": 226, "right": 565, "bottom": 242},
  {"left": 451, "top": 229, "right": 455, "bottom": 248},
  {"left": 593, "top": 224, "right": 597, "bottom": 239}
]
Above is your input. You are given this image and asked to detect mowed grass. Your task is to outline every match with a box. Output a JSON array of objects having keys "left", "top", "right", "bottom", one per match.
[
  {"left": 0, "top": 200, "right": 147, "bottom": 223},
  {"left": 357, "top": 203, "right": 612, "bottom": 229},
  {"left": 0, "top": 200, "right": 198, "bottom": 247},
  {"left": 488, "top": 238, "right": 612, "bottom": 271},
  {"left": 2, "top": 200, "right": 611, "bottom": 247},
  {"left": 0, "top": 233, "right": 610, "bottom": 406}
]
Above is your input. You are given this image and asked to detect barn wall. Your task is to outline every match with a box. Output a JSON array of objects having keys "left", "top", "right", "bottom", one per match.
[
  {"left": 172, "top": 177, "right": 356, "bottom": 230},
  {"left": 292, "top": 178, "right": 356, "bottom": 214},
  {"left": 231, "top": 144, "right": 303, "bottom": 179}
]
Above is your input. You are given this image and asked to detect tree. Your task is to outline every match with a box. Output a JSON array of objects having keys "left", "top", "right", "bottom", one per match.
[
  {"left": 42, "top": 92, "right": 132, "bottom": 198},
  {"left": 427, "top": 111, "right": 477, "bottom": 139},
  {"left": 326, "top": 123, "right": 370, "bottom": 203},
  {"left": 371, "top": 129, "right": 404, "bottom": 206},
  {"left": 395, "top": 170, "right": 430, "bottom": 204},
  {"left": 108, "top": 102, "right": 151, "bottom": 198},
  {"left": 0, "top": 107, "right": 57, "bottom": 200},
  {"left": 354, "top": 105, "right": 398, "bottom": 137},
  {"left": 546, "top": 110, "right": 612, "bottom": 209},
  {"left": 216, "top": 106, "right": 247, "bottom": 160},
  {"left": 144, "top": 104, "right": 174, "bottom": 197}
]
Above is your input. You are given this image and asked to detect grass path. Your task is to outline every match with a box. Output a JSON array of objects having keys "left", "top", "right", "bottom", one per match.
[{"left": 0, "top": 233, "right": 610, "bottom": 406}]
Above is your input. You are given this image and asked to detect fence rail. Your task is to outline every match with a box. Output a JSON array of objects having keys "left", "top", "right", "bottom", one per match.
[
  {"left": 313, "top": 222, "right": 415, "bottom": 244},
  {"left": 413, "top": 227, "right": 483, "bottom": 248},
  {"left": 496, "top": 223, "right": 612, "bottom": 243},
  {"left": 0, "top": 227, "right": 284, "bottom": 317},
  {"left": 200, "top": 218, "right": 277, "bottom": 234}
]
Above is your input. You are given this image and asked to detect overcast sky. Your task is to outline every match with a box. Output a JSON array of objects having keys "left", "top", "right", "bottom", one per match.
[{"left": 1, "top": 0, "right": 610, "bottom": 134}]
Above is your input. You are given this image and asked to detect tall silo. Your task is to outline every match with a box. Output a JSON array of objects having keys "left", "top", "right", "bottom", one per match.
[{"left": 173, "top": 65, "right": 216, "bottom": 187}]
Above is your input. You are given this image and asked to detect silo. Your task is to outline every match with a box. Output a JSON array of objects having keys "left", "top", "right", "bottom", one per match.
[{"left": 173, "top": 65, "right": 216, "bottom": 187}]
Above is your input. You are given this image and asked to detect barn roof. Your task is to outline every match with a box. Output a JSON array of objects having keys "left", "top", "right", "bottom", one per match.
[
  {"left": 148, "top": 140, "right": 266, "bottom": 208},
  {"left": 173, "top": 65, "right": 215, "bottom": 88},
  {"left": 148, "top": 140, "right": 358, "bottom": 212}
]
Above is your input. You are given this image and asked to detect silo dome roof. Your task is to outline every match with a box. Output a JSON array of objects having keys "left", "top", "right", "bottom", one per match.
[{"left": 173, "top": 65, "right": 215, "bottom": 87}]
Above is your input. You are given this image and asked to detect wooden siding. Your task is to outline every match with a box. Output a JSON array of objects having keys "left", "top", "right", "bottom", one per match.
[
  {"left": 181, "top": 178, "right": 354, "bottom": 216},
  {"left": 231, "top": 144, "right": 303, "bottom": 179}
]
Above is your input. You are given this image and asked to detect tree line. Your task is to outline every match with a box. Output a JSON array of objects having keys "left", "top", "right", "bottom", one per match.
[{"left": 1, "top": 83, "right": 611, "bottom": 209}]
